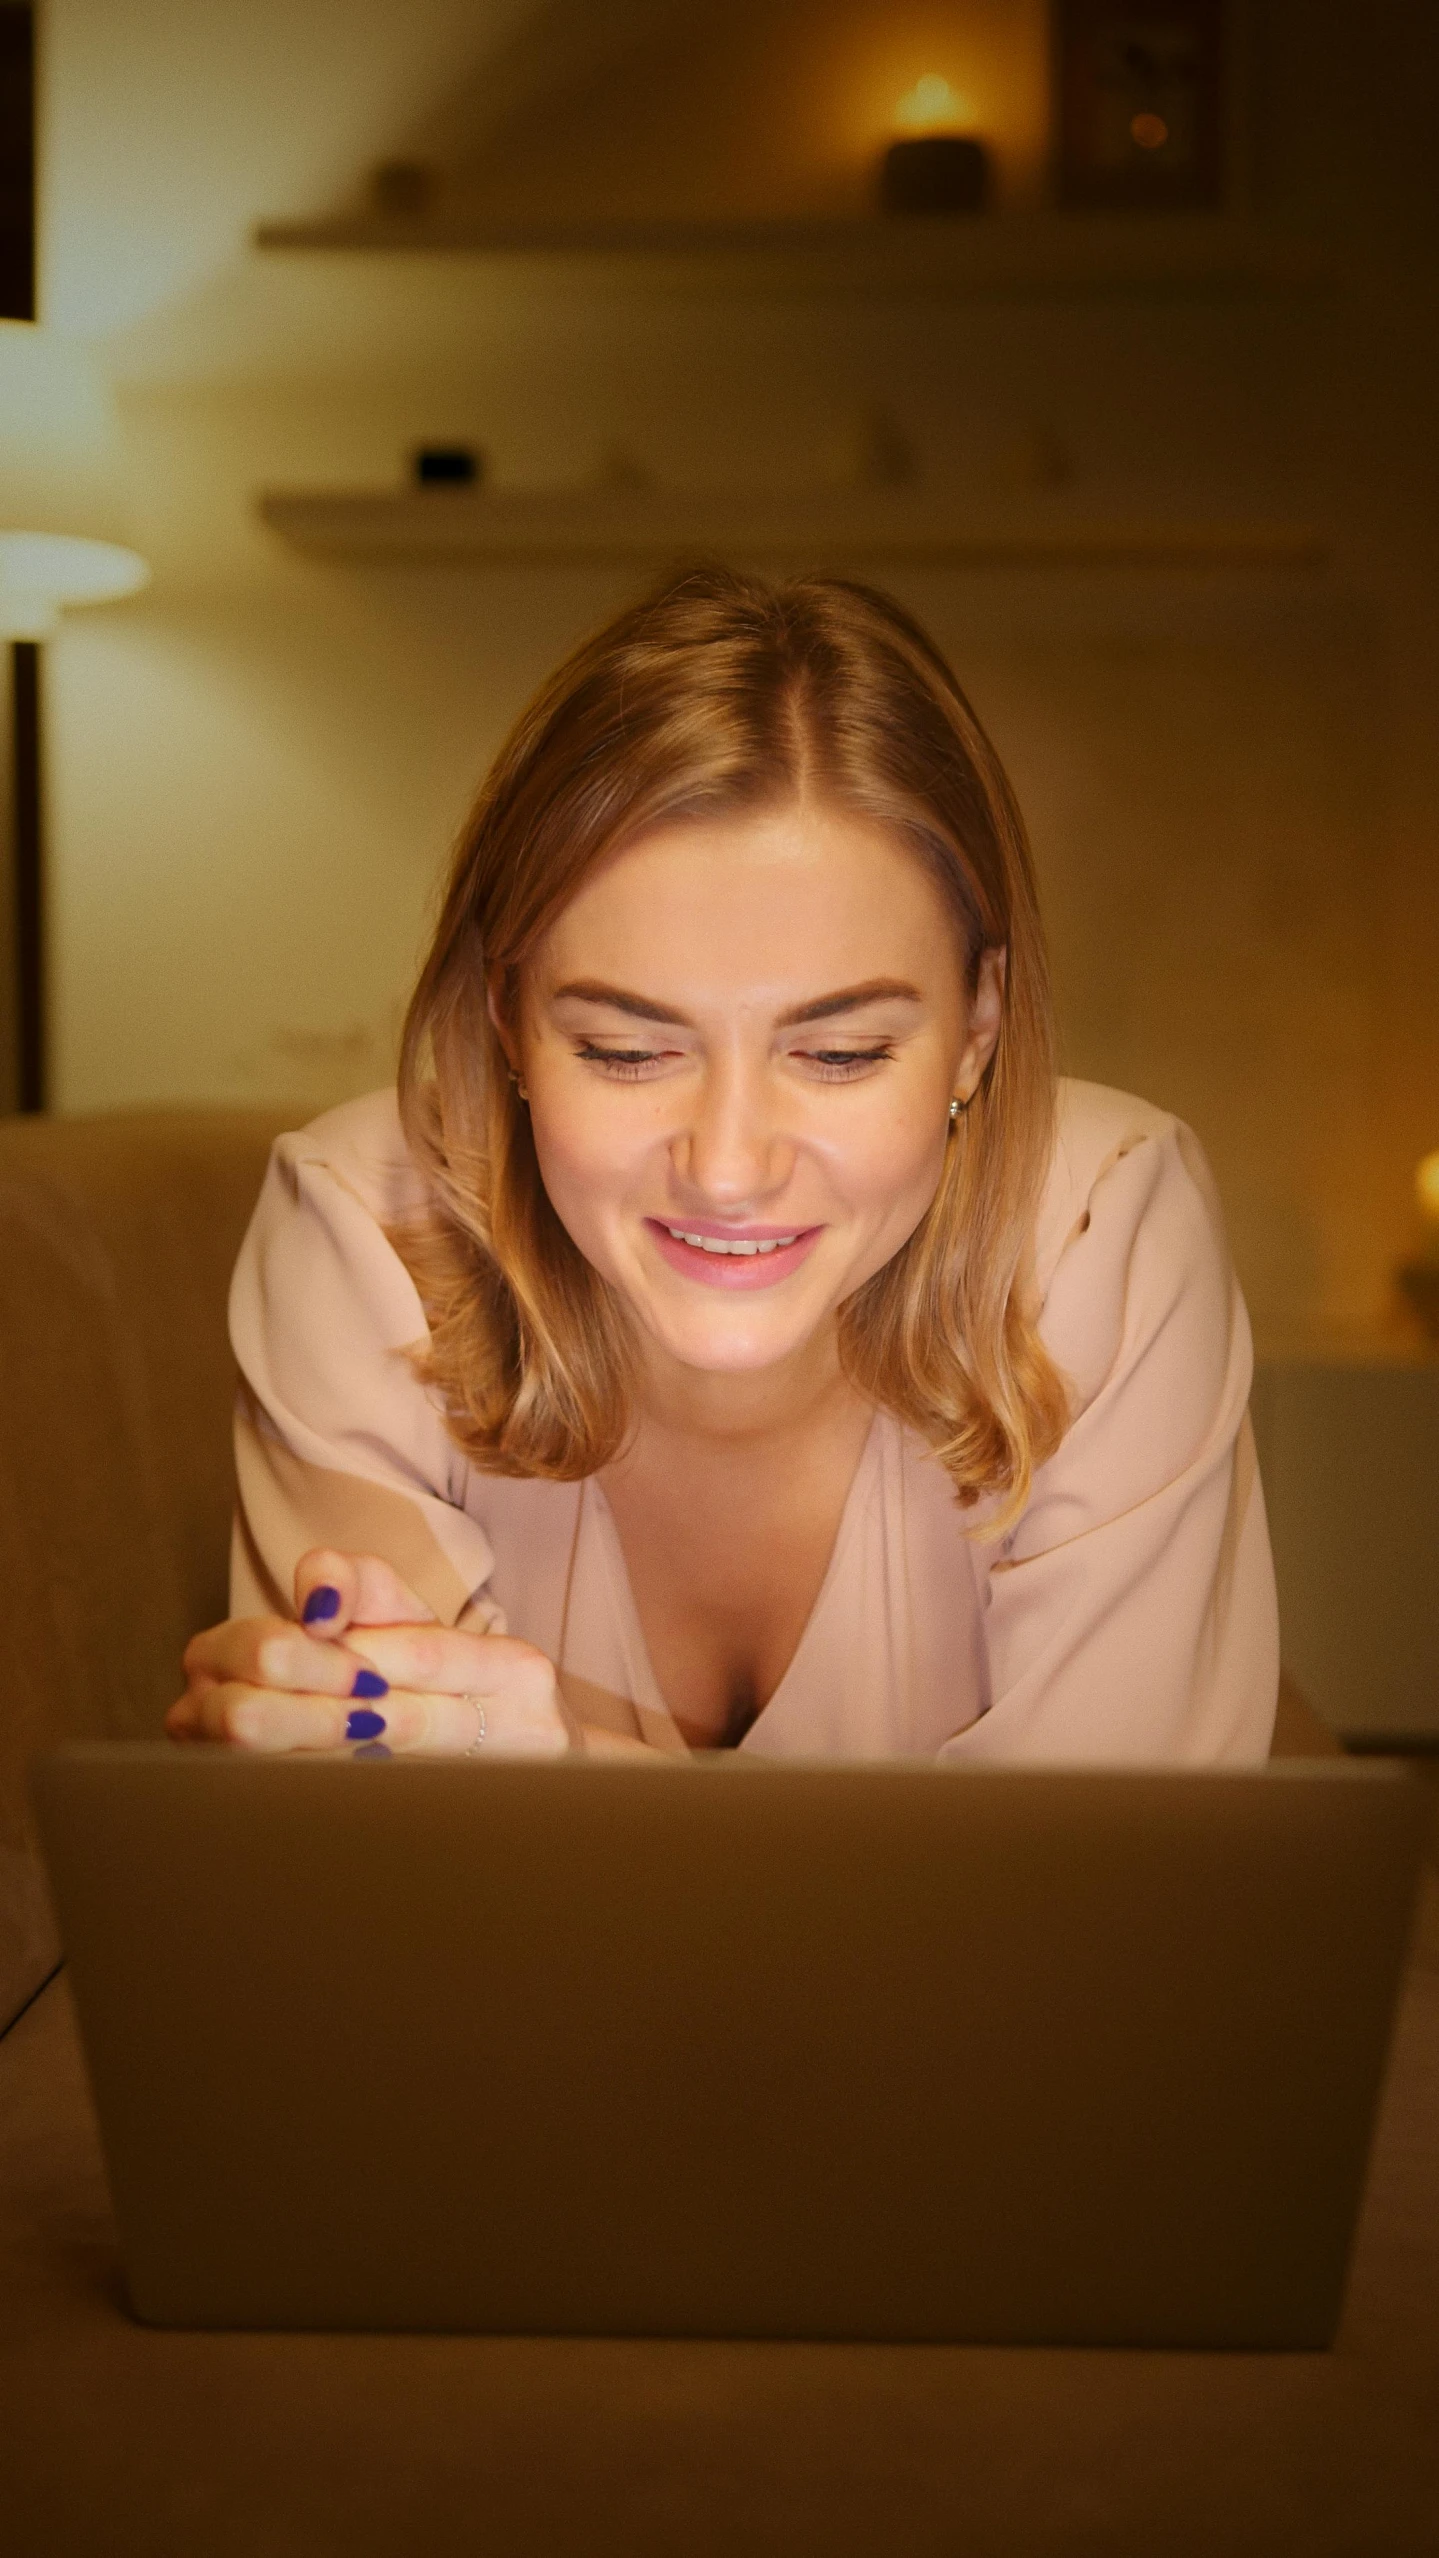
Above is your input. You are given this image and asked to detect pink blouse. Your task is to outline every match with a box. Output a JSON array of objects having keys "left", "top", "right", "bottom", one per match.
[{"left": 228, "top": 1080, "right": 1278, "bottom": 1763}]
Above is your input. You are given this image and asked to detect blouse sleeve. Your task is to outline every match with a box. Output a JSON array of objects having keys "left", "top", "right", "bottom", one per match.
[
  {"left": 939, "top": 1113, "right": 1279, "bottom": 1766},
  {"left": 227, "top": 1111, "right": 505, "bottom": 1632}
]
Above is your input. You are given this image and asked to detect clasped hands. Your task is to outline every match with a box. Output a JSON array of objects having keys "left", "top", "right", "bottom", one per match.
[{"left": 168, "top": 1550, "right": 571, "bottom": 1758}]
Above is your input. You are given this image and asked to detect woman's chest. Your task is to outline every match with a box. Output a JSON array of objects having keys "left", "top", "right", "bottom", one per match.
[
  {"left": 600, "top": 1444, "right": 863, "bottom": 1747},
  {"left": 464, "top": 1416, "right": 991, "bottom": 1760}
]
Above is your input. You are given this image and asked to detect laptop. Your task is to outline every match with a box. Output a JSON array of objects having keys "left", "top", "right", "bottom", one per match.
[{"left": 31, "top": 1745, "right": 1429, "bottom": 2348}]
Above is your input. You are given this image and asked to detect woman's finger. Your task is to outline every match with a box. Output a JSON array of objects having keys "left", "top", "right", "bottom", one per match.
[
  {"left": 337, "top": 1624, "right": 556, "bottom": 1701},
  {"left": 369, "top": 1687, "right": 568, "bottom": 1757},
  {"left": 168, "top": 1680, "right": 354, "bottom": 1751},
  {"left": 182, "top": 1616, "right": 382, "bottom": 1701},
  {"left": 165, "top": 1685, "right": 205, "bottom": 1739},
  {"left": 294, "top": 1550, "right": 438, "bottom": 1638},
  {"left": 167, "top": 1679, "right": 567, "bottom": 1758}
]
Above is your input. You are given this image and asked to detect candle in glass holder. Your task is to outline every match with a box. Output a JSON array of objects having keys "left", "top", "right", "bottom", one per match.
[
  {"left": 1397, "top": 1148, "right": 1439, "bottom": 1339},
  {"left": 880, "top": 74, "right": 989, "bottom": 215},
  {"left": 1417, "top": 1149, "right": 1439, "bottom": 1254}
]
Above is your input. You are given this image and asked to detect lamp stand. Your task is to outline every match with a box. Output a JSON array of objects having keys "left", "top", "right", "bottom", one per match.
[
  {"left": 8, "top": 635, "right": 42, "bottom": 1109},
  {"left": 0, "top": 1, "right": 37, "bottom": 1115},
  {"left": 1, "top": 637, "right": 42, "bottom": 1111}
]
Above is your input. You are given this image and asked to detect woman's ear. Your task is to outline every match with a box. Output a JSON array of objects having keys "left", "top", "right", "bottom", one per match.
[
  {"left": 955, "top": 946, "right": 1006, "bottom": 1104},
  {"left": 486, "top": 967, "right": 521, "bottom": 1072}
]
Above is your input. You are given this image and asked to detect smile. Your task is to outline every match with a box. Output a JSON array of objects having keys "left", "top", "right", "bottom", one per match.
[
  {"left": 645, "top": 1218, "right": 823, "bottom": 1290},
  {"left": 662, "top": 1227, "right": 799, "bottom": 1256}
]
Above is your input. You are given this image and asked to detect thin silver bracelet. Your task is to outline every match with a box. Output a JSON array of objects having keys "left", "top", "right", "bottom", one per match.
[{"left": 462, "top": 1694, "right": 487, "bottom": 1755}]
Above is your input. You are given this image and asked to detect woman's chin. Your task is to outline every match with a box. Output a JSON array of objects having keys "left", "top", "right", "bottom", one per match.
[
  {"left": 586, "top": 1228, "right": 871, "bottom": 1377},
  {"left": 636, "top": 1293, "right": 835, "bottom": 1378}
]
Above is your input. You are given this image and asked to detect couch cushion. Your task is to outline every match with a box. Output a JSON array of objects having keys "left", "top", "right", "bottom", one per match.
[{"left": 0, "top": 1110, "right": 288, "bottom": 2027}]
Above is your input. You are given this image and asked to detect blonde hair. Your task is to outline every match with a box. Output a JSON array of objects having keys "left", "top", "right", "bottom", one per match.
[{"left": 397, "top": 566, "right": 1068, "bottom": 1515}]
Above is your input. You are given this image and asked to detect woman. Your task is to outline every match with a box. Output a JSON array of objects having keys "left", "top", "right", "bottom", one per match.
[{"left": 171, "top": 568, "right": 1277, "bottom": 1763}]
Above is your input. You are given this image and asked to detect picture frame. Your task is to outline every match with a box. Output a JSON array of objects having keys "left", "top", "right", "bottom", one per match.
[{"left": 1054, "top": 0, "right": 1227, "bottom": 211}]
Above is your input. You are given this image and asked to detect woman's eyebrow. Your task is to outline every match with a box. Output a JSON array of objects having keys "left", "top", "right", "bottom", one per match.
[
  {"left": 551, "top": 976, "right": 924, "bottom": 1027},
  {"left": 551, "top": 980, "right": 691, "bottom": 1025},
  {"left": 778, "top": 979, "right": 924, "bottom": 1026}
]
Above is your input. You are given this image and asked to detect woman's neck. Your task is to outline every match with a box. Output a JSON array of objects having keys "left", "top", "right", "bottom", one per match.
[{"left": 628, "top": 1316, "right": 867, "bottom": 1455}]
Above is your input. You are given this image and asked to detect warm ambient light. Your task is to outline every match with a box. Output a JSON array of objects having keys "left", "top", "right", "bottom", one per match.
[
  {"left": 1417, "top": 1149, "right": 1439, "bottom": 1232},
  {"left": 1130, "top": 111, "right": 1170, "bottom": 151},
  {"left": 893, "top": 73, "right": 973, "bottom": 134},
  {"left": 0, "top": 322, "right": 149, "bottom": 638}
]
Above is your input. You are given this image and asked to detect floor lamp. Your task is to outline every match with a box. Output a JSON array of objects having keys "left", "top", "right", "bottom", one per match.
[{"left": 0, "top": 320, "right": 148, "bottom": 1112}]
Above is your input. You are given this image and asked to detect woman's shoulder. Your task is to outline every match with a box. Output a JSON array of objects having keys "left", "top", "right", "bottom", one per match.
[
  {"left": 1035, "top": 1078, "right": 1217, "bottom": 1287},
  {"left": 1033, "top": 1080, "right": 1235, "bottom": 1410},
  {"left": 268, "top": 1086, "right": 431, "bottom": 1230},
  {"left": 1046, "top": 1075, "right": 1187, "bottom": 1203},
  {"left": 234, "top": 1087, "right": 435, "bottom": 1379}
]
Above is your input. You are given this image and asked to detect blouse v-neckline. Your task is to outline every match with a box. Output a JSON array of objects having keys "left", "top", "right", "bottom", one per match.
[{"left": 577, "top": 1410, "right": 884, "bottom": 1751}]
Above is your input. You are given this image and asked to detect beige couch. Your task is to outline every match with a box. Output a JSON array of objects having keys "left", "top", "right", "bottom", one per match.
[
  {"left": 1, "top": 1107, "right": 1435, "bottom": 2557},
  {"left": 0, "top": 1108, "right": 287, "bottom": 2030}
]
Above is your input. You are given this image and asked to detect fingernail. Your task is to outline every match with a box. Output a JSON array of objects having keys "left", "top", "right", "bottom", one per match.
[
  {"left": 346, "top": 1706, "right": 388, "bottom": 1741},
  {"left": 350, "top": 1668, "right": 389, "bottom": 1700},
  {"left": 302, "top": 1585, "right": 342, "bottom": 1625},
  {"left": 352, "top": 1740, "right": 392, "bottom": 1761}
]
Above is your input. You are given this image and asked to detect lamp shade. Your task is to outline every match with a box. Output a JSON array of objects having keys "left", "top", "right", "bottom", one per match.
[{"left": 0, "top": 321, "right": 149, "bottom": 637}]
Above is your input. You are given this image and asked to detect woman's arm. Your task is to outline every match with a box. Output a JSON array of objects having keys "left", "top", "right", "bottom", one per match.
[
  {"left": 228, "top": 1101, "right": 507, "bottom": 1630},
  {"left": 181, "top": 1099, "right": 662, "bottom": 1757},
  {"left": 942, "top": 1107, "right": 1279, "bottom": 1767}
]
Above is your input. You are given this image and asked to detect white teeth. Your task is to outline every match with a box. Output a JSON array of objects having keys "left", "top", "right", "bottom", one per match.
[{"left": 665, "top": 1227, "right": 800, "bottom": 1256}]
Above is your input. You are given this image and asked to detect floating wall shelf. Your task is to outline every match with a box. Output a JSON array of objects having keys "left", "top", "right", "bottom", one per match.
[
  {"left": 252, "top": 215, "right": 1328, "bottom": 299},
  {"left": 258, "top": 488, "right": 1328, "bottom": 572}
]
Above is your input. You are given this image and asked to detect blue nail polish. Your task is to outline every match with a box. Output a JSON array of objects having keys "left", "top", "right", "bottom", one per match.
[
  {"left": 353, "top": 1740, "right": 392, "bottom": 1761},
  {"left": 302, "top": 1585, "right": 341, "bottom": 1625},
  {"left": 346, "top": 1706, "right": 387, "bottom": 1741},
  {"left": 350, "top": 1667, "right": 388, "bottom": 1700}
]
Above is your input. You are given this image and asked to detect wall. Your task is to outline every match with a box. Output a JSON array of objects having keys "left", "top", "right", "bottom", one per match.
[{"left": 36, "top": 0, "right": 1439, "bottom": 1350}]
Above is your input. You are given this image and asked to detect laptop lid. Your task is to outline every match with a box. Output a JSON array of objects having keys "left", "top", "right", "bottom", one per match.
[{"left": 31, "top": 1747, "right": 1428, "bottom": 2347}]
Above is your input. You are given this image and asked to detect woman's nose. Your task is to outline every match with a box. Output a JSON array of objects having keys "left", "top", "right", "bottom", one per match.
[{"left": 671, "top": 1064, "right": 793, "bottom": 1207}]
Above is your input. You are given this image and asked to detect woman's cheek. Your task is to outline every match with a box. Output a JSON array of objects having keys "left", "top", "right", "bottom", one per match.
[
  {"left": 823, "top": 1111, "right": 950, "bottom": 1278},
  {"left": 529, "top": 1095, "right": 648, "bottom": 1261},
  {"left": 818, "top": 1091, "right": 948, "bottom": 1209}
]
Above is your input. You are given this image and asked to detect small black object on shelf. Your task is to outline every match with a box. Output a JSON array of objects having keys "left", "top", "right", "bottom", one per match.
[
  {"left": 880, "top": 135, "right": 989, "bottom": 216},
  {"left": 370, "top": 160, "right": 436, "bottom": 220},
  {"left": 412, "top": 446, "right": 482, "bottom": 489}
]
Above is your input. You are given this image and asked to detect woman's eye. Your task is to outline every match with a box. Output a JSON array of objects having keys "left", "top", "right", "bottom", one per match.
[
  {"left": 572, "top": 1039, "right": 895, "bottom": 1082},
  {"left": 573, "top": 1041, "right": 667, "bottom": 1079},
  {"left": 798, "top": 1046, "right": 895, "bottom": 1080}
]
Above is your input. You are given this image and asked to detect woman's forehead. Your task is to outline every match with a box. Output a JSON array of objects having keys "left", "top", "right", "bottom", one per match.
[{"left": 532, "top": 804, "right": 965, "bottom": 993}]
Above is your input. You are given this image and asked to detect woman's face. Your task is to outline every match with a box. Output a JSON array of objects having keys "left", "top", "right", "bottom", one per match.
[{"left": 504, "top": 801, "right": 1003, "bottom": 1382}]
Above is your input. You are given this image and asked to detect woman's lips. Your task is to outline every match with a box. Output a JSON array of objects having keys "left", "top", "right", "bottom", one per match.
[{"left": 645, "top": 1217, "right": 823, "bottom": 1289}]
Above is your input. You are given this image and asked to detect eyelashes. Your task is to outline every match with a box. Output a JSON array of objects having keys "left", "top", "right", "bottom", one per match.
[
  {"left": 571, "top": 1041, "right": 897, "bottom": 1084},
  {"left": 573, "top": 1042, "right": 662, "bottom": 1081},
  {"left": 805, "top": 1045, "right": 896, "bottom": 1081}
]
